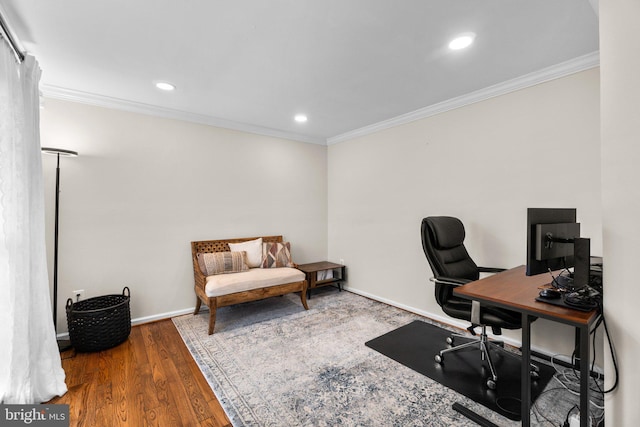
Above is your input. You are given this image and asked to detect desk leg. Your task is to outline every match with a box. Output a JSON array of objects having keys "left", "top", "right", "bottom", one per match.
[
  {"left": 521, "top": 313, "right": 533, "bottom": 427},
  {"left": 579, "top": 325, "right": 590, "bottom": 427}
]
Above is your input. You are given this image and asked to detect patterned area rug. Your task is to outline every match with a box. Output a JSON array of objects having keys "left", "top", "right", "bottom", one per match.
[{"left": 172, "top": 289, "right": 584, "bottom": 426}]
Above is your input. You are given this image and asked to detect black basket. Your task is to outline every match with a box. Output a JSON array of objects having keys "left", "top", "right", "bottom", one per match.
[{"left": 66, "top": 287, "right": 131, "bottom": 352}]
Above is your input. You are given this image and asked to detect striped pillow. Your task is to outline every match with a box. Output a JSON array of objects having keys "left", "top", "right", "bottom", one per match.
[{"left": 197, "top": 251, "right": 249, "bottom": 276}]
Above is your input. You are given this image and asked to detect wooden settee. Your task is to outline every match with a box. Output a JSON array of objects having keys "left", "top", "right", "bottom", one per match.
[{"left": 191, "top": 235, "right": 309, "bottom": 334}]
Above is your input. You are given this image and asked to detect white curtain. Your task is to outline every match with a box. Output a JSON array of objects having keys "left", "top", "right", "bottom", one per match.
[{"left": 0, "top": 38, "right": 67, "bottom": 403}]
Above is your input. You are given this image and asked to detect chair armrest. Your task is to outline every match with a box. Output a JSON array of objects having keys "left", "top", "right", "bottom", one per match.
[
  {"left": 429, "top": 276, "right": 471, "bottom": 287},
  {"left": 478, "top": 267, "right": 506, "bottom": 274},
  {"left": 192, "top": 254, "right": 207, "bottom": 291}
]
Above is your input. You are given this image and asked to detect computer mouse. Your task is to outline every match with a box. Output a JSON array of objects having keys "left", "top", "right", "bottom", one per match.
[{"left": 539, "top": 288, "right": 561, "bottom": 299}]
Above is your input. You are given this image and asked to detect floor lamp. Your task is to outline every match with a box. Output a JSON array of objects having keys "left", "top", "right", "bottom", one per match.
[{"left": 42, "top": 147, "right": 78, "bottom": 352}]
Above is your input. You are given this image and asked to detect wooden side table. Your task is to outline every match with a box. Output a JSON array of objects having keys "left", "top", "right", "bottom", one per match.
[{"left": 296, "top": 261, "right": 346, "bottom": 299}]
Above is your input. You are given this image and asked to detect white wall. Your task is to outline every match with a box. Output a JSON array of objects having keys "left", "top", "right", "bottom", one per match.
[
  {"left": 600, "top": 1, "right": 640, "bottom": 425},
  {"left": 40, "top": 99, "right": 328, "bottom": 331},
  {"left": 328, "top": 68, "right": 602, "bottom": 357}
]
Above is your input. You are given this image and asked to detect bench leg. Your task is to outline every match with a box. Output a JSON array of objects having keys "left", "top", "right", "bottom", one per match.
[
  {"left": 194, "top": 297, "right": 202, "bottom": 315},
  {"left": 208, "top": 299, "right": 217, "bottom": 335},
  {"left": 300, "top": 282, "right": 309, "bottom": 310}
]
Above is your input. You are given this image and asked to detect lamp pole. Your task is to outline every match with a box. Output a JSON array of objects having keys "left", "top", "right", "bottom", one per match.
[{"left": 42, "top": 147, "right": 78, "bottom": 352}]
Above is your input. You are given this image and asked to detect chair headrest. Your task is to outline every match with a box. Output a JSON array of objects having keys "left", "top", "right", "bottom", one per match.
[{"left": 427, "top": 216, "right": 466, "bottom": 249}]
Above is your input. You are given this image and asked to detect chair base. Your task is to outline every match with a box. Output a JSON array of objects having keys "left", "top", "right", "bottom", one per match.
[{"left": 434, "top": 326, "right": 539, "bottom": 390}]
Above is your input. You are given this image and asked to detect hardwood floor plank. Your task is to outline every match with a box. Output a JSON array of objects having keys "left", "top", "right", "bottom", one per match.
[
  {"left": 108, "top": 340, "right": 130, "bottom": 426},
  {"left": 157, "top": 321, "right": 214, "bottom": 422},
  {"left": 47, "top": 319, "right": 231, "bottom": 427},
  {"left": 143, "top": 326, "right": 184, "bottom": 425},
  {"left": 130, "top": 325, "right": 163, "bottom": 414},
  {"left": 149, "top": 321, "right": 211, "bottom": 424},
  {"left": 162, "top": 322, "right": 232, "bottom": 427},
  {"left": 94, "top": 381, "right": 113, "bottom": 427},
  {"left": 122, "top": 338, "right": 146, "bottom": 427}
]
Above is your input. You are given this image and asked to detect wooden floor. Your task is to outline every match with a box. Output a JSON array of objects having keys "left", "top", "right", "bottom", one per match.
[{"left": 48, "top": 319, "right": 231, "bottom": 427}]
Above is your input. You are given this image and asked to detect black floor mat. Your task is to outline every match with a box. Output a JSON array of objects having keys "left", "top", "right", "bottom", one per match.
[{"left": 365, "top": 320, "right": 555, "bottom": 421}]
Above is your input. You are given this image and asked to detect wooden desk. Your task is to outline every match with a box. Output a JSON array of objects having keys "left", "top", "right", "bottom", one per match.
[{"left": 454, "top": 265, "right": 599, "bottom": 427}]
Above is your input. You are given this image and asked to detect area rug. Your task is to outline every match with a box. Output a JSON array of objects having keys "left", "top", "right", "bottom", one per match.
[
  {"left": 172, "top": 289, "right": 575, "bottom": 427},
  {"left": 365, "top": 320, "right": 555, "bottom": 421}
]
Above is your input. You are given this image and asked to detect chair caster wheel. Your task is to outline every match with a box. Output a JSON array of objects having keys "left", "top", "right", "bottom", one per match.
[
  {"left": 530, "top": 370, "right": 540, "bottom": 380},
  {"left": 435, "top": 354, "right": 443, "bottom": 364},
  {"left": 486, "top": 378, "right": 497, "bottom": 390},
  {"left": 446, "top": 336, "right": 454, "bottom": 345}
]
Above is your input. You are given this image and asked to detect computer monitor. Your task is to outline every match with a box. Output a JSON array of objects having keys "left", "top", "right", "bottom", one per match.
[
  {"left": 572, "top": 237, "right": 591, "bottom": 288},
  {"left": 526, "top": 208, "right": 580, "bottom": 276}
]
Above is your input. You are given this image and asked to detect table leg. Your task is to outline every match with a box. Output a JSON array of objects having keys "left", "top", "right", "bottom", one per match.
[
  {"left": 521, "top": 313, "right": 533, "bottom": 427},
  {"left": 306, "top": 272, "right": 317, "bottom": 299}
]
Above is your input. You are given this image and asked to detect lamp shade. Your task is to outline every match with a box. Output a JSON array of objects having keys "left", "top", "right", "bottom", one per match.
[{"left": 41, "top": 147, "right": 78, "bottom": 157}]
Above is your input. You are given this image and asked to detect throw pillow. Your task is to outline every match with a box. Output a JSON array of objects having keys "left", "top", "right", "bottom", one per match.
[
  {"left": 261, "top": 242, "right": 294, "bottom": 268},
  {"left": 228, "top": 237, "right": 263, "bottom": 268},
  {"left": 197, "top": 251, "right": 249, "bottom": 276}
]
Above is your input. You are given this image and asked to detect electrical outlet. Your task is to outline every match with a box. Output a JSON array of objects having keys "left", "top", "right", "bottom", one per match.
[{"left": 72, "top": 289, "right": 85, "bottom": 301}]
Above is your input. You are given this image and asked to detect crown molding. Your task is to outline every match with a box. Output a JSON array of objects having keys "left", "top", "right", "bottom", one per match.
[
  {"left": 41, "top": 51, "right": 599, "bottom": 148},
  {"left": 39, "top": 85, "right": 326, "bottom": 145},
  {"left": 327, "top": 51, "right": 600, "bottom": 145}
]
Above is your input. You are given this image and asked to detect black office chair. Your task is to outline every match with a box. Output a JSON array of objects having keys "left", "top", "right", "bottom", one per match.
[{"left": 421, "top": 216, "right": 537, "bottom": 389}]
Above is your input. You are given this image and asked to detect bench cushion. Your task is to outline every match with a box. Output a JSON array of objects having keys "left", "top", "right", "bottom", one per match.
[{"left": 205, "top": 267, "right": 305, "bottom": 297}]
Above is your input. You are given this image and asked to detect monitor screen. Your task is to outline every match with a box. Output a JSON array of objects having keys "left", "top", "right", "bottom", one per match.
[{"left": 526, "top": 208, "right": 579, "bottom": 276}]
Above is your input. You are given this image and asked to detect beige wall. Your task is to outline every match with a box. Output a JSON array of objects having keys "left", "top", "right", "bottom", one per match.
[
  {"left": 328, "top": 68, "right": 602, "bottom": 357},
  {"left": 40, "top": 99, "right": 328, "bottom": 330},
  {"left": 601, "top": 1, "right": 640, "bottom": 425},
  {"left": 41, "top": 68, "right": 605, "bottom": 365}
]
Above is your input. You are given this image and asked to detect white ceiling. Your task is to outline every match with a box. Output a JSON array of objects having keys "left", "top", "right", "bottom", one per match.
[{"left": 1, "top": 1, "right": 599, "bottom": 144}]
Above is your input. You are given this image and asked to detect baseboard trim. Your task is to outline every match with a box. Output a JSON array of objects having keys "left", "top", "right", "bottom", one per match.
[
  {"left": 57, "top": 290, "right": 604, "bottom": 377},
  {"left": 344, "top": 286, "right": 522, "bottom": 348},
  {"left": 56, "top": 306, "right": 196, "bottom": 339},
  {"left": 343, "top": 286, "right": 604, "bottom": 374}
]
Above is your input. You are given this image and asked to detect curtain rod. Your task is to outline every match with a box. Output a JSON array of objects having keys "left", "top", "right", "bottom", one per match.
[{"left": 0, "top": 10, "right": 25, "bottom": 62}]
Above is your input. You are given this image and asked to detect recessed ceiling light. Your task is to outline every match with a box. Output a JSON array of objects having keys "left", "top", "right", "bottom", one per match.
[
  {"left": 294, "top": 114, "right": 308, "bottom": 123},
  {"left": 155, "top": 82, "right": 176, "bottom": 91},
  {"left": 448, "top": 33, "right": 476, "bottom": 50}
]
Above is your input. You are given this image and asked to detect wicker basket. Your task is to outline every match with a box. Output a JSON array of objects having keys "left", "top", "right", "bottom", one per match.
[{"left": 66, "top": 287, "right": 131, "bottom": 352}]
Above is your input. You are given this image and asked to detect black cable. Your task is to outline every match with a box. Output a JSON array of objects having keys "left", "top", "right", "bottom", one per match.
[
  {"left": 591, "top": 324, "right": 604, "bottom": 395},
  {"left": 563, "top": 405, "right": 578, "bottom": 427},
  {"left": 567, "top": 343, "right": 605, "bottom": 395},
  {"left": 587, "top": 312, "right": 605, "bottom": 391},
  {"left": 531, "top": 386, "right": 568, "bottom": 426},
  {"left": 547, "top": 268, "right": 568, "bottom": 290},
  {"left": 452, "top": 402, "right": 499, "bottom": 427},
  {"left": 546, "top": 266, "right": 573, "bottom": 291},
  {"left": 601, "top": 314, "right": 619, "bottom": 393},
  {"left": 580, "top": 312, "right": 618, "bottom": 394}
]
